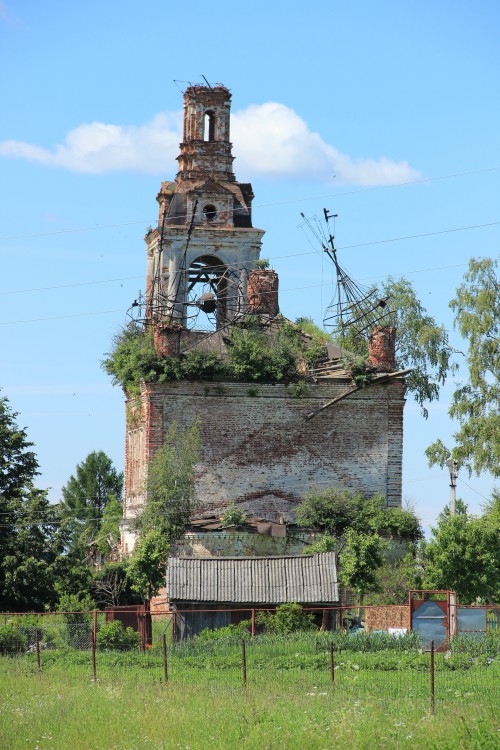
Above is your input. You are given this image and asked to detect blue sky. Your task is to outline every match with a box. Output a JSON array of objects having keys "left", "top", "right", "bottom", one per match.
[{"left": 0, "top": 1, "right": 498, "bottom": 532}]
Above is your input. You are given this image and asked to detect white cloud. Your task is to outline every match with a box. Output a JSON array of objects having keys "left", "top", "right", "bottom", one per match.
[{"left": 0, "top": 103, "right": 420, "bottom": 185}]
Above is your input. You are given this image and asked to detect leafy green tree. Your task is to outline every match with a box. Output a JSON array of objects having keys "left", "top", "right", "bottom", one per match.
[
  {"left": 93, "top": 495, "right": 123, "bottom": 555},
  {"left": 138, "top": 419, "right": 200, "bottom": 544},
  {"left": 59, "top": 451, "right": 123, "bottom": 556},
  {"left": 296, "top": 488, "right": 421, "bottom": 542},
  {"left": 1, "top": 488, "right": 62, "bottom": 611},
  {"left": 338, "top": 529, "right": 389, "bottom": 603},
  {"left": 427, "top": 257, "right": 499, "bottom": 476},
  {"left": 364, "top": 548, "right": 422, "bottom": 605},
  {"left": 334, "top": 277, "right": 452, "bottom": 416},
  {"left": 128, "top": 420, "right": 200, "bottom": 642},
  {"left": 128, "top": 530, "right": 170, "bottom": 603},
  {"left": 423, "top": 499, "right": 500, "bottom": 603},
  {"left": 303, "top": 535, "right": 338, "bottom": 554},
  {"left": 296, "top": 488, "right": 362, "bottom": 536},
  {"left": 0, "top": 393, "right": 62, "bottom": 611}
]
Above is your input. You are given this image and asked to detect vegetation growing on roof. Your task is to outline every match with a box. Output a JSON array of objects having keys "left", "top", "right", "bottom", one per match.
[
  {"left": 220, "top": 502, "right": 247, "bottom": 527},
  {"left": 102, "top": 317, "right": 329, "bottom": 395}
]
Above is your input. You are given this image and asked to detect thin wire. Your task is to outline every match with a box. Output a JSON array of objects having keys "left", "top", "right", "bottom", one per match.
[
  {"left": 0, "top": 254, "right": 489, "bottom": 325},
  {"left": 0, "top": 275, "right": 143, "bottom": 296},
  {"left": 2, "top": 164, "right": 500, "bottom": 242},
  {"left": 0, "top": 219, "right": 498, "bottom": 299},
  {"left": 456, "top": 477, "right": 492, "bottom": 502}
]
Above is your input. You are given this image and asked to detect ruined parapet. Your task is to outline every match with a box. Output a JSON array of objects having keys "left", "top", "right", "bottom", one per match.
[
  {"left": 153, "top": 324, "right": 182, "bottom": 357},
  {"left": 247, "top": 269, "right": 279, "bottom": 316},
  {"left": 368, "top": 326, "right": 396, "bottom": 372}
]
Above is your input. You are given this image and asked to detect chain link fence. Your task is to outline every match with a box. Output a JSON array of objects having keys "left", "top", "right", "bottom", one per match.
[{"left": 1, "top": 606, "right": 499, "bottom": 712}]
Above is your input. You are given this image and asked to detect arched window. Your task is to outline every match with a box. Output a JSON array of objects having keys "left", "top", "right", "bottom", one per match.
[{"left": 204, "top": 111, "right": 215, "bottom": 142}]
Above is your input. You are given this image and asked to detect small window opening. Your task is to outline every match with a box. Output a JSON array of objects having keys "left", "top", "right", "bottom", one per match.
[
  {"left": 203, "top": 205, "right": 217, "bottom": 223},
  {"left": 204, "top": 111, "right": 215, "bottom": 141}
]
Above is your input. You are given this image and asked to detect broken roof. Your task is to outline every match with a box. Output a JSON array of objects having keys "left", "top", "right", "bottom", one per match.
[{"left": 167, "top": 552, "right": 338, "bottom": 604}]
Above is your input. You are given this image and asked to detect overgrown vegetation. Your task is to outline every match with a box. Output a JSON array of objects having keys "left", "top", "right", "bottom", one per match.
[
  {"left": 220, "top": 502, "right": 247, "bottom": 526},
  {"left": 297, "top": 489, "right": 422, "bottom": 542},
  {"left": 298, "top": 490, "right": 422, "bottom": 604},
  {"left": 102, "top": 317, "right": 328, "bottom": 395},
  {"left": 96, "top": 620, "right": 139, "bottom": 651},
  {"left": 255, "top": 603, "right": 316, "bottom": 634},
  {"left": 0, "top": 624, "right": 24, "bottom": 654},
  {"left": 1, "top": 669, "right": 498, "bottom": 750}
]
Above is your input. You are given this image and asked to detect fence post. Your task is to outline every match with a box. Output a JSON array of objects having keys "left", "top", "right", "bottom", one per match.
[
  {"left": 242, "top": 638, "right": 247, "bottom": 688},
  {"left": 430, "top": 639, "right": 435, "bottom": 715},
  {"left": 251, "top": 608, "right": 255, "bottom": 638},
  {"left": 92, "top": 610, "right": 97, "bottom": 648},
  {"left": 91, "top": 629, "right": 97, "bottom": 682},
  {"left": 35, "top": 628, "right": 41, "bottom": 673},
  {"left": 330, "top": 641, "right": 335, "bottom": 686},
  {"left": 162, "top": 633, "right": 168, "bottom": 684}
]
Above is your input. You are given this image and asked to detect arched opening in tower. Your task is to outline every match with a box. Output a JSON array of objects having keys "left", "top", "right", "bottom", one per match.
[{"left": 188, "top": 255, "right": 239, "bottom": 330}]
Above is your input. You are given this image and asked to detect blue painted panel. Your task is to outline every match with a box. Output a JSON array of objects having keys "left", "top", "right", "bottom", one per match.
[
  {"left": 457, "top": 608, "right": 486, "bottom": 635},
  {"left": 412, "top": 600, "right": 447, "bottom": 650}
]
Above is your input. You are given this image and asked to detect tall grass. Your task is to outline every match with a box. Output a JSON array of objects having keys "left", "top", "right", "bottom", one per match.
[{"left": 0, "top": 673, "right": 498, "bottom": 750}]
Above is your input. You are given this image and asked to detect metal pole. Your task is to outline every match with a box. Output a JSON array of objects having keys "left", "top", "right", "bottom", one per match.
[
  {"left": 447, "top": 459, "right": 458, "bottom": 515},
  {"left": 91, "top": 630, "right": 97, "bottom": 682},
  {"left": 162, "top": 633, "right": 168, "bottom": 684},
  {"left": 35, "top": 628, "right": 41, "bottom": 673},
  {"left": 430, "top": 639, "right": 435, "bottom": 715},
  {"left": 330, "top": 641, "right": 335, "bottom": 686},
  {"left": 92, "top": 610, "right": 97, "bottom": 648},
  {"left": 242, "top": 638, "right": 247, "bottom": 688},
  {"left": 251, "top": 609, "right": 255, "bottom": 638}
]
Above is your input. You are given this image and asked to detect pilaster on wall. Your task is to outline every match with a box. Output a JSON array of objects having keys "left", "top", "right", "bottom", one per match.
[
  {"left": 386, "top": 386, "right": 406, "bottom": 506},
  {"left": 124, "top": 383, "right": 165, "bottom": 520}
]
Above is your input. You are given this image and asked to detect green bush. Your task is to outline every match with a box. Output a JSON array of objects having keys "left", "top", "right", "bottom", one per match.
[
  {"left": 0, "top": 625, "right": 25, "bottom": 654},
  {"left": 220, "top": 503, "right": 247, "bottom": 527},
  {"left": 96, "top": 620, "right": 140, "bottom": 651},
  {"left": 197, "top": 620, "right": 252, "bottom": 643},
  {"left": 255, "top": 603, "right": 316, "bottom": 635}
]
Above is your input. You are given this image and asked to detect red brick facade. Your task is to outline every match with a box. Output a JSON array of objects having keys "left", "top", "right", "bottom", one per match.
[{"left": 123, "top": 378, "right": 406, "bottom": 538}]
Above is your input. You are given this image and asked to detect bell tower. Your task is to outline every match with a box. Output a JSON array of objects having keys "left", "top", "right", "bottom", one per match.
[{"left": 145, "top": 84, "right": 265, "bottom": 332}]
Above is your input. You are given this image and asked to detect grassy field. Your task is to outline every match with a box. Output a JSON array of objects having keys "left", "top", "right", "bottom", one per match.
[
  {"left": 1, "top": 630, "right": 499, "bottom": 749},
  {"left": 1, "top": 671, "right": 498, "bottom": 750}
]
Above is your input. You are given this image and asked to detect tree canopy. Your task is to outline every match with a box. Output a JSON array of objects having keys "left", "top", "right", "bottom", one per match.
[
  {"left": 296, "top": 488, "right": 422, "bottom": 542},
  {"left": 138, "top": 419, "right": 200, "bottom": 545},
  {"left": 427, "top": 257, "right": 499, "bottom": 476},
  {"left": 333, "top": 276, "right": 452, "bottom": 416},
  {"left": 422, "top": 497, "right": 500, "bottom": 603},
  {"left": 0, "top": 392, "right": 62, "bottom": 611},
  {"left": 59, "top": 450, "right": 123, "bottom": 556}
]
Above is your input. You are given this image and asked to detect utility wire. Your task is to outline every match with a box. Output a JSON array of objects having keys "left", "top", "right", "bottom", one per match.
[
  {"left": 1, "top": 215, "right": 498, "bottom": 299},
  {"left": 2, "top": 164, "right": 500, "bottom": 242}
]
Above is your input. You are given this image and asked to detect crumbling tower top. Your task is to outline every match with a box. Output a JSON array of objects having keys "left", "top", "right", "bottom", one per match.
[
  {"left": 145, "top": 83, "right": 265, "bottom": 331},
  {"left": 177, "top": 85, "right": 235, "bottom": 182}
]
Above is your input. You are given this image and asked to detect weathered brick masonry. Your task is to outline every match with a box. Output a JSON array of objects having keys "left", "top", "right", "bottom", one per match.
[{"left": 122, "top": 378, "right": 405, "bottom": 551}]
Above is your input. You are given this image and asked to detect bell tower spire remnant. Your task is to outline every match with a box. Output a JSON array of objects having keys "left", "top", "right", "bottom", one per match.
[{"left": 145, "top": 83, "right": 265, "bottom": 333}]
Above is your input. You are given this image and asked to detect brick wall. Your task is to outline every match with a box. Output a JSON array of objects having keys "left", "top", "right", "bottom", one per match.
[
  {"left": 364, "top": 605, "right": 410, "bottom": 631},
  {"left": 124, "top": 378, "right": 405, "bottom": 525}
]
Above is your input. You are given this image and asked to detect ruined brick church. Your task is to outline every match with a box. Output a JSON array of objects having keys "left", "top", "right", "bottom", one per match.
[{"left": 119, "top": 83, "right": 406, "bottom": 562}]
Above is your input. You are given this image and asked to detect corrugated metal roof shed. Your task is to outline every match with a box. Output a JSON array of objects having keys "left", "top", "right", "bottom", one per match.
[{"left": 167, "top": 553, "right": 338, "bottom": 604}]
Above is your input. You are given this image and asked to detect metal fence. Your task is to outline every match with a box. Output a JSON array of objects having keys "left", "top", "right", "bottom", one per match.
[{"left": 1, "top": 605, "right": 499, "bottom": 712}]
